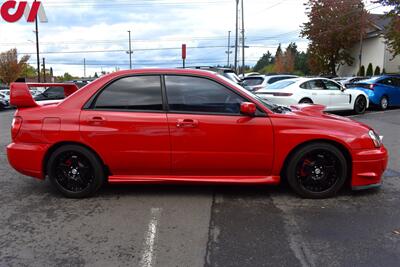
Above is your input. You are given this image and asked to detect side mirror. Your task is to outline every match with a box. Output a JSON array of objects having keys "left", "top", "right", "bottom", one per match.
[
  {"left": 341, "top": 86, "right": 346, "bottom": 91},
  {"left": 240, "top": 102, "right": 256, "bottom": 116}
]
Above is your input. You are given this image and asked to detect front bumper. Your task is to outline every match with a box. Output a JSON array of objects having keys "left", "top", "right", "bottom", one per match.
[
  {"left": 7, "top": 142, "right": 50, "bottom": 179},
  {"left": 351, "top": 146, "right": 388, "bottom": 190}
]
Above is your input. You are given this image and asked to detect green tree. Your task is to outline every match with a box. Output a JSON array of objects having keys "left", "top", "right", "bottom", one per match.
[
  {"left": 253, "top": 51, "right": 273, "bottom": 72},
  {"left": 296, "top": 51, "right": 310, "bottom": 75},
  {"left": 374, "top": 0, "right": 400, "bottom": 56},
  {"left": 21, "top": 64, "right": 36, "bottom": 78},
  {"left": 374, "top": 66, "right": 381, "bottom": 75},
  {"left": 366, "top": 63, "right": 374, "bottom": 76},
  {"left": 302, "top": 0, "right": 369, "bottom": 75},
  {"left": 0, "top": 48, "right": 30, "bottom": 84}
]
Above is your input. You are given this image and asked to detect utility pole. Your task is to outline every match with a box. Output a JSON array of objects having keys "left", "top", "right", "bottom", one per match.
[
  {"left": 127, "top": 30, "right": 133, "bottom": 69},
  {"left": 234, "top": 0, "right": 239, "bottom": 73},
  {"left": 226, "top": 31, "right": 232, "bottom": 67},
  {"left": 358, "top": 3, "right": 364, "bottom": 75},
  {"left": 42, "top": 58, "right": 46, "bottom": 82},
  {"left": 84, "top": 58, "right": 86, "bottom": 77},
  {"left": 34, "top": 0, "right": 40, "bottom": 82},
  {"left": 241, "top": 0, "right": 245, "bottom": 75}
]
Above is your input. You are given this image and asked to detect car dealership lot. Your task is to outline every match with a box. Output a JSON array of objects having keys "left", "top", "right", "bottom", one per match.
[{"left": 0, "top": 109, "right": 399, "bottom": 266}]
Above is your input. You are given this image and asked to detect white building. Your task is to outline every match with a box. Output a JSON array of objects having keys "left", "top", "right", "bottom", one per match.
[{"left": 338, "top": 14, "right": 400, "bottom": 76}]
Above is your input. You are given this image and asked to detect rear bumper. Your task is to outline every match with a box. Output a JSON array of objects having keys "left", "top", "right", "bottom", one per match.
[
  {"left": 351, "top": 146, "right": 388, "bottom": 190},
  {"left": 7, "top": 142, "right": 49, "bottom": 179}
]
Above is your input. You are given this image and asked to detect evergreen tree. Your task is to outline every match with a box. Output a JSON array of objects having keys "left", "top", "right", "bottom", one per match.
[
  {"left": 374, "top": 66, "right": 381, "bottom": 76},
  {"left": 366, "top": 63, "right": 374, "bottom": 76}
]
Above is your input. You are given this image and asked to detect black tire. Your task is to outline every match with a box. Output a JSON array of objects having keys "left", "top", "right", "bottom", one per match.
[
  {"left": 47, "top": 145, "right": 105, "bottom": 198},
  {"left": 353, "top": 95, "right": 367, "bottom": 114},
  {"left": 286, "top": 143, "right": 348, "bottom": 199},
  {"left": 380, "top": 96, "right": 388, "bottom": 110},
  {"left": 299, "top": 98, "right": 313, "bottom": 104}
]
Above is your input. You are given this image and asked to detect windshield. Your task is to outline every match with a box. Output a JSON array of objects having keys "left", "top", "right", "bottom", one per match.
[
  {"left": 224, "top": 72, "right": 242, "bottom": 83},
  {"left": 242, "top": 77, "right": 264, "bottom": 86},
  {"left": 266, "top": 79, "right": 297, "bottom": 89}
]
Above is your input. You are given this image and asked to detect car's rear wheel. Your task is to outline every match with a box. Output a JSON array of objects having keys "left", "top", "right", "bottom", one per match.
[
  {"left": 354, "top": 95, "right": 367, "bottom": 114},
  {"left": 380, "top": 96, "right": 388, "bottom": 110},
  {"left": 286, "top": 143, "right": 347, "bottom": 199},
  {"left": 47, "top": 145, "right": 105, "bottom": 198},
  {"left": 299, "top": 98, "right": 313, "bottom": 104}
]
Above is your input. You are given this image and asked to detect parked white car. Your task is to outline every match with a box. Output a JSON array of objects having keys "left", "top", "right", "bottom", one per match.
[
  {"left": 255, "top": 78, "right": 369, "bottom": 114},
  {"left": 0, "top": 89, "right": 10, "bottom": 101}
]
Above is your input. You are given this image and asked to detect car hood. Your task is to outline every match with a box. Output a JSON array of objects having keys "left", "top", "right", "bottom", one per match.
[{"left": 289, "top": 104, "right": 371, "bottom": 129}]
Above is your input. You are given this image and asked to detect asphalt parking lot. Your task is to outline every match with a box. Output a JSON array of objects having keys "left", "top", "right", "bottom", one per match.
[{"left": 0, "top": 109, "right": 399, "bottom": 267}]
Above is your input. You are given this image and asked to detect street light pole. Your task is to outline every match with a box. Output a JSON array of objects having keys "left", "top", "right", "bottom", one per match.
[
  {"left": 34, "top": 0, "right": 40, "bottom": 82},
  {"left": 84, "top": 58, "right": 86, "bottom": 78},
  {"left": 234, "top": 0, "right": 239, "bottom": 73},
  {"left": 128, "top": 30, "right": 133, "bottom": 69},
  {"left": 226, "top": 31, "right": 232, "bottom": 67}
]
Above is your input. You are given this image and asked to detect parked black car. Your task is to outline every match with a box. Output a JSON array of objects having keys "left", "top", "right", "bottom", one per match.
[{"left": 34, "top": 86, "right": 65, "bottom": 101}]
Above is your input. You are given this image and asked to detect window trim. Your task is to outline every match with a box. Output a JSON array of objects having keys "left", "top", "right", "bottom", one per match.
[{"left": 83, "top": 73, "right": 267, "bottom": 117}]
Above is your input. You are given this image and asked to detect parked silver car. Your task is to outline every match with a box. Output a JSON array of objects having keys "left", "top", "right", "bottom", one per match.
[{"left": 242, "top": 74, "right": 298, "bottom": 92}]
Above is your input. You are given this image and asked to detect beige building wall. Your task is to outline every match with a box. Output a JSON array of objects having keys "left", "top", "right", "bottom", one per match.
[{"left": 338, "top": 36, "right": 386, "bottom": 76}]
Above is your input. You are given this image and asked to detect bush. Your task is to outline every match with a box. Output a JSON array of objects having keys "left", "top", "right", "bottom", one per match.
[
  {"left": 358, "top": 65, "right": 365, "bottom": 76},
  {"left": 366, "top": 63, "right": 373, "bottom": 76},
  {"left": 374, "top": 66, "right": 381, "bottom": 76}
]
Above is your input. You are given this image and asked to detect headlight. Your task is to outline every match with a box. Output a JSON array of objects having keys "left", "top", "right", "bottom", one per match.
[{"left": 368, "top": 130, "right": 382, "bottom": 148}]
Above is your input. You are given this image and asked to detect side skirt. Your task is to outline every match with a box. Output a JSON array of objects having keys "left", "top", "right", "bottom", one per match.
[{"left": 108, "top": 175, "right": 281, "bottom": 185}]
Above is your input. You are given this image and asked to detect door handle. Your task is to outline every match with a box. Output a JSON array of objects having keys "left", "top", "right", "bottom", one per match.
[
  {"left": 88, "top": 116, "right": 106, "bottom": 124},
  {"left": 176, "top": 119, "right": 198, "bottom": 128}
]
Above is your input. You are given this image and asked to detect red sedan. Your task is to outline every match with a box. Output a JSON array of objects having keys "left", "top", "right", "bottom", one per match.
[{"left": 7, "top": 69, "right": 388, "bottom": 198}]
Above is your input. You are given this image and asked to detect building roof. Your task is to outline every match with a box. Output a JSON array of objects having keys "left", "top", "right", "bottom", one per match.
[{"left": 366, "top": 14, "right": 392, "bottom": 38}]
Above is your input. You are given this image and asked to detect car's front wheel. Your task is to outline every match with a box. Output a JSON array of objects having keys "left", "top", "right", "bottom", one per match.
[
  {"left": 286, "top": 143, "right": 348, "bottom": 199},
  {"left": 354, "top": 95, "right": 367, "bottom": 114},
  {"left": 47, "top": 145, "right": 105, "bottom": 198}
]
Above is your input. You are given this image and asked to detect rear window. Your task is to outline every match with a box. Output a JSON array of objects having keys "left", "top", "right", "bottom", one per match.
[
  {"left": 242, "top": 77, "right": 264, "bottom": 86},
  {"left": 266, "top": 80, "right": 296, "bottom": 89}
]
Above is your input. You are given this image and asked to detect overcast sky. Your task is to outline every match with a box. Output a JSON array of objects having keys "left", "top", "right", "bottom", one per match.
[{"left": 0, "top": 0, "right": 388, "bottom": 77}]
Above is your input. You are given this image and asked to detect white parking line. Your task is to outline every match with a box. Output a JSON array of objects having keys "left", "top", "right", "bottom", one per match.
[{"left": 140, "top": 208, "right": 162, "bottom": 267}]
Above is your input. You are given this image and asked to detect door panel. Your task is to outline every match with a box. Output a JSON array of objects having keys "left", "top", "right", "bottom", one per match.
[
  {"left": 167, "top": 113, "right": 274, "bottom": 176},
  {"left": 307, "top": 79, "right": 330, "bottom": 105},
  {"left": 80, "top": 111, "right": 170, "bottom": 175}
]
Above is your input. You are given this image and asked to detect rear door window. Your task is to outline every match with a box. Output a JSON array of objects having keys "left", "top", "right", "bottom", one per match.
[
  {"left": 94, "top": 75, "right": 163, "bottom": 111},
  {"left": 308, "top": 79, "right": 327, "bottom": 90}
]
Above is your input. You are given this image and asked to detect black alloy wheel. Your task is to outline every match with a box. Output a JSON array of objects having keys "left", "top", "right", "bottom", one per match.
[
  {"left": 47, "top": 145, "right": 105, "bottom": 198},
  {"left": 299, "top": 98, "right": 313, "bottom": 104},
  {"left": 354, "top": 95, "right": 367, "bottom": 114},
  {"left": 286, "top": 143, "right": 347, "bottom": 198}
]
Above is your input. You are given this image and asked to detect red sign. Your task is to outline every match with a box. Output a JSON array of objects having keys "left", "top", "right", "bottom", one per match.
[
  {"left": 0, "top": 1, "right": 47, "bottom": 23},
  {"left": 182, "top": 44, "right": 187, "bottom": 60}
]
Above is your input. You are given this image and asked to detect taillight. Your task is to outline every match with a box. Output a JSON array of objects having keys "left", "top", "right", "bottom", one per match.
[
  {"left": 273, "top": 93, "right": 293, "bottom": 96},
  {"left": 11, "top": 116, "right": 22, "bottom": 139},
  {"left": 368, "top": 84, "right": 375, "bottom": 90}
]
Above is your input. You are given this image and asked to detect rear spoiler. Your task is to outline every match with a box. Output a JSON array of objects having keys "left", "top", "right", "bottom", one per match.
[{"left": 10, "top": 83, "right": 79, "bottom": 108}]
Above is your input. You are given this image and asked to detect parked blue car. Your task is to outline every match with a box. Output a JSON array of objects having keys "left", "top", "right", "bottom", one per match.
[{"left": 350, "top": 75, "right": 400, "bottom": 110}]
